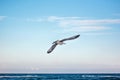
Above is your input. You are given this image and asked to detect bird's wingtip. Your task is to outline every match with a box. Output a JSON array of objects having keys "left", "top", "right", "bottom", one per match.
[
  {"left": 47, "top": 51, "right": 50, "bottom": 54},
  {"left": 76, "top": 34, "right": 80, "bottom": 37}
]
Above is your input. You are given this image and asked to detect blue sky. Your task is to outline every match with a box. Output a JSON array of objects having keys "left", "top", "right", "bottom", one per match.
[{"left": 0, "top": 0, "right": 120, "bottom": 73}]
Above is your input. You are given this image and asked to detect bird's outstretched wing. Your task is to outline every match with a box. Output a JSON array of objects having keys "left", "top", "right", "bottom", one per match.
[
  {"left": 47, "top": 43, "right": 57, "bottom": 53},
  {"left": 60, "top": 34, "right": 80, "bottom": 42}
]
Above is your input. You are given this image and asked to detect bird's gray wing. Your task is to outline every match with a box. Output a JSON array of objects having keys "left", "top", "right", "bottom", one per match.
[
  {"left": 60, "top": 34, "right": 80, "bottom": 42},
  {"left": 47, "top": 43, "right": 57, "bottom": 53}
]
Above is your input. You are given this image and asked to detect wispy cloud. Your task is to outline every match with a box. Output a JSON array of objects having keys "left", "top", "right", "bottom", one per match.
[
  {"left": 26, "top": 18, "right": 43, "bottom": 22},
  {"left": 46, "top": 16, "right": 120, "bottom": 33},
  {"left": 47, "top": 16, "right": 120, "bottom": 26},
  {"left": 63, "top": 26, "right": 111, "bottom": 32},
  {"left": 47, "top": 16, "right": 83, "bottom": 22},
  {"left": 0, "top": 16, "right": 7, "bottom": 21},
  {"left": 26, "top": 16, "right": 120, "bottom": 34},
  {"left": 59, "top": 19, "right": 120, "bottom": 27}
]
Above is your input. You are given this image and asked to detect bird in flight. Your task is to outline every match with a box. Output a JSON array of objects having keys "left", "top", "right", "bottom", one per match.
[{"left": 47, "top": 34, "right": 80, "bottom": 54}]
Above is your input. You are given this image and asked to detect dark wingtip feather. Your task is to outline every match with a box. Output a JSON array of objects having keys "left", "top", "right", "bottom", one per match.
[
  {"left": 47, "top": 50, "right": 51, "bottom": 53},
  {"left": 75, "top": 34, "right": 80, "bottom": 38}
]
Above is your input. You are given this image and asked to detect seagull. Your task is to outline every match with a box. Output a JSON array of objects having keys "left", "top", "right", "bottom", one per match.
[{"left": 47, "top": 34, "right": 80, "bottom": 53}]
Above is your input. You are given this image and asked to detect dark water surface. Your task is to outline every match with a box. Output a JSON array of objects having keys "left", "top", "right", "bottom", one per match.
[{"left": 0, "top": 73, "right": 120, "bottom": 80}]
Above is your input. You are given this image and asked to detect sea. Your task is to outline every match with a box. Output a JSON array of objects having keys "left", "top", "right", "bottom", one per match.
[{"left": 0, "top": 73, "right": 120, "bottom": 80}]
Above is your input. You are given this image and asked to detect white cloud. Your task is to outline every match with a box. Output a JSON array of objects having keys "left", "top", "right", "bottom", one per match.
[
  {"left": 46, "top": 16, "right": 120, "bottom": 33},
  {"left": 26, "top": 18, "right": 43, "bottom": 22},
  {"left": 26, "top": 16, "right": 120, "bottom": 34},
  {"left": 58, "top": 19, "right": 120, "bottom": 27},
  {"left": 47, "top": 16, "right": 63, "bottom": 22},
  {"left": 46, "top": 16, "right": 120, "bottom": 25},
  {"left": 63, "top": 26, "right": 111, "bottom": 32},
  {"left": 47, "top": 16, "right": 82, "bottom": 22},
  {"left": 0, "top": 16, "right": 7, "bottom": 21}
]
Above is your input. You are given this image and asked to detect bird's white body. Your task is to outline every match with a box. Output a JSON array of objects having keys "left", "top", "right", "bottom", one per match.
[{"left": 56, "top": 40, "right": 65, "bottom": 45}]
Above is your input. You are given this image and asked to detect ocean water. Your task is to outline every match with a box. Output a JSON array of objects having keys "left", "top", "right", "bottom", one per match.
[{"left": 0, "top": 73, "right": 120, "bottom": 80}]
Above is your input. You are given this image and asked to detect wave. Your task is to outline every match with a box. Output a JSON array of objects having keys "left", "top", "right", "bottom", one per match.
[
  {"left": 0, "top": 74, "right": 120, "bottom": 80},
  {"left": 82, "top": 75, "right": 120, "bottom": 78},
  {"left": 0, "top": 75, "right": 44, "bottom": 78}
]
